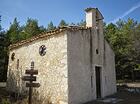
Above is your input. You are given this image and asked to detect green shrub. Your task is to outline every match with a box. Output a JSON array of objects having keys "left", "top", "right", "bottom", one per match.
[{"left": 2, "top": 98, "right": 10, "bottom": 104}]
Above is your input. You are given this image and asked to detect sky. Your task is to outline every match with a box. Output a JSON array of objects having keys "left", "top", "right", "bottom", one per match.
[{"left": 0, "top": 0, "right": 140, "bottom": 30}]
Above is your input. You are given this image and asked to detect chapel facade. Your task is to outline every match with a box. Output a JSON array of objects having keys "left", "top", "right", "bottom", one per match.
[{"left": 7, "top": 8, "right": 116, "bottom": 104}]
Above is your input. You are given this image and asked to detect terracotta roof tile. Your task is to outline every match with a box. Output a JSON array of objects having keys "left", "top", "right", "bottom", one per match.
[{"left": 9, "top": 26, "right": 90, "bottom": 50}]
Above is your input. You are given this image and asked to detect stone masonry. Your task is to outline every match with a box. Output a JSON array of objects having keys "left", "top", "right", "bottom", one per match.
[{"left": 7, "top": 8, "right": 116, "bottom": 104}]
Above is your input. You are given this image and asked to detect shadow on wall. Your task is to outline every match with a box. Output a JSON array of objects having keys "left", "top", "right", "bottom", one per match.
[
  {"left": 7, "top": 69, "right": 53, "bottom": 104},
  {"left": 7, "top": 68, "right": 28, "bottom": 100}
]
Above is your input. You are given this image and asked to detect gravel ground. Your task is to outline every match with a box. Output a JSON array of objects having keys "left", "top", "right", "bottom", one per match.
[{"left": 0, "top": 84, "right": 140, "bottom": 104}]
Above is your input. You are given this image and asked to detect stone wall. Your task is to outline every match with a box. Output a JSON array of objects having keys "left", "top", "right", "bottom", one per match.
[
  {"left": 7, "top": 27, "right": 116, "bottom": 104},
  {"left": 103, "top": 40, "right": 117, "bottom": 96},
  {"left": 7, "top": 32, "right": 68, "bottom": 104},
  {"left": 67, "top": 29, "right": 94, "bottom": 104},
  {"left": 67, "top": 27, "right": 116, "bottom": 104}
]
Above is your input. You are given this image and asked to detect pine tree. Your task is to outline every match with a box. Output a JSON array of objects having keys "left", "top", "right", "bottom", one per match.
[
  {"left": 59, "top": 20, "right": 68, "bottom": 27},
  {"left": 0, "top": 15, "right": 2, "bottom": 31},
  {"left": 7, "top": 18, "right": 20, "bottom": 43},
  {"left": 0, "top": 16, "right": 8, "bottom": 81},
  {"left": 23, "top": 18, "right": 40, "bottom": 38},
  {"left": 104, "top": 18, "right": 140, "bottom": 80},
  {"left": 77, "top": 20, "right": 86, "bottom": 27},
  {"left": 47, "top": 21, "right": 56, "bottom": 31}
]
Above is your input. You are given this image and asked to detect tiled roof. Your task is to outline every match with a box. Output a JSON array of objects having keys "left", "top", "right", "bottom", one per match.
[{"left": 9, "top": 26, "right": 90, "bottom": 50}]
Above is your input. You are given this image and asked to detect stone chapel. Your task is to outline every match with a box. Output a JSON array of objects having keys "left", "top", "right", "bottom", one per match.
[{"left": 7, "top": 8, "right": 116, "bottom": 104}]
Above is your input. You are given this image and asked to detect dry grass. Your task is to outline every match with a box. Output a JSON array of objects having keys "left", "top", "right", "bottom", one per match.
[
  {"left": 13, "top": 90, "right": 53, "bottom": 104},
  {"left": 0, "top": 88, "right": 52, "bottom": 104}
]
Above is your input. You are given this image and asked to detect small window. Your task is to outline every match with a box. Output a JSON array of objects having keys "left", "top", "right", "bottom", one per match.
[
  {"left": 11, "top": 53, "right": 15, "bottom": 61},
  {"left": 39, "top": 45, "right": 46, "bottom": 56},
  {"left": 96, "top": 49, "right": 99, "bottom": 54},
  {"left": 17, "top": 59, "right": 19, "bottom": 69}
]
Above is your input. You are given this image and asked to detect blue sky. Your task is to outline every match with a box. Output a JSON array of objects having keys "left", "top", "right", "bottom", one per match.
[{"left": 0, "top": 0, "right": 140, "bottom": 30}]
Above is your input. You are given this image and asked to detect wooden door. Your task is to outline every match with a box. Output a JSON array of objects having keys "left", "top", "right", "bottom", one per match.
[{"left": 95, "top": 66, "right": 101, "bottom": 98}]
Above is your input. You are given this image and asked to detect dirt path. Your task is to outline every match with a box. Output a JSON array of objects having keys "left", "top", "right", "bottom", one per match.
[{"left": 85, "top": 85, "right": 140, "bottom": 104}]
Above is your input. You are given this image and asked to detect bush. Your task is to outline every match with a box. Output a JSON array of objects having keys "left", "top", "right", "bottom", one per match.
[
  {"left": 13, "top": 90, "right": 52, "bottom": 104},
  {"left": 1, "top": 98, "right": 10, "bottom": 104}
]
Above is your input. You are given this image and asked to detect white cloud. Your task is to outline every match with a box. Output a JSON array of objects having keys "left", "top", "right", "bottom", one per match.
[{"left": 109, "top": 2, "right": 140, "bottom": 23}]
